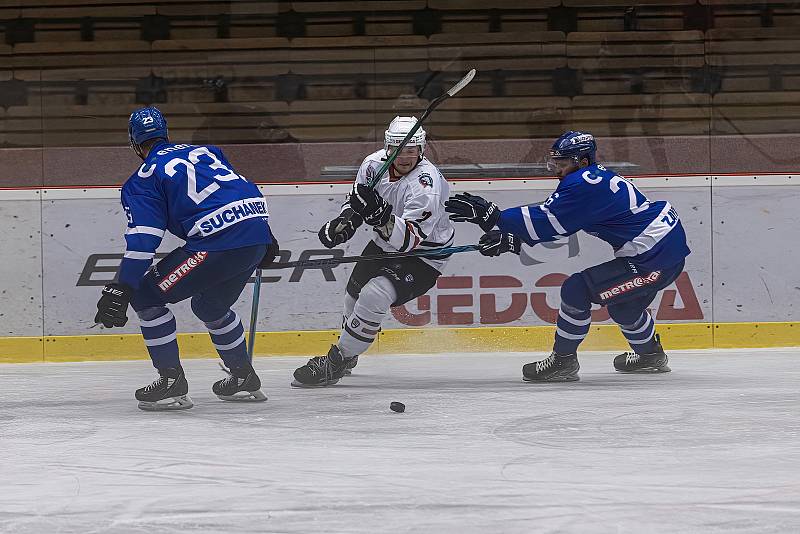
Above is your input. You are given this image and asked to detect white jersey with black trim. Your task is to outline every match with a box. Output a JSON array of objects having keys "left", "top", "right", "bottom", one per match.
[{"left": 351, "top": 149, "right": 455, "bottom": 271}]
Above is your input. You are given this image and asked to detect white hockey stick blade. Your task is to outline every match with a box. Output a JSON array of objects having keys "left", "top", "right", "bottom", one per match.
[{"left": 446, "top": 69, "right": 476, "bottom": 97}]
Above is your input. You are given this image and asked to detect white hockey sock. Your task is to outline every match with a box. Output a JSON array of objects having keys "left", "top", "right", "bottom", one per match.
[
  {"left": 342, "top": 292, "right": 356, "bottom": 328},
  {"left": 338, "top": 276, "right": 397, "bottom": 359}
]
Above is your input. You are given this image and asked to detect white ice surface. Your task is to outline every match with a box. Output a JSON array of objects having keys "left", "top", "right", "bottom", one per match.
[{"left": 1, "top": 350, "right": 800, "bottom": 534}]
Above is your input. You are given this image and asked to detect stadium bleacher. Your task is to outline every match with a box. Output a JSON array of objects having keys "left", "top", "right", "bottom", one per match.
[{"left": 1, "top": 1, "right": 798, "bottom": 147}]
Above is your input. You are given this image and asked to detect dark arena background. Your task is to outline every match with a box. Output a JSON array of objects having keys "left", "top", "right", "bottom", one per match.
[{"left": 1, "top": 2, "right": 799, "bottom": 533}]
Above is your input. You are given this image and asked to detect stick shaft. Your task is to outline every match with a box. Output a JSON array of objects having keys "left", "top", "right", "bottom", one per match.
[
  {"left": 247, "top": 268, "right": 262, "bottom": 361},
  {"left": 367, "top": 101, "right": 438, "bottom": 188},
  {"left": 367, "top": 70, "right": 475, "bottom": 189},
  {"left": 268, "top": 244, "right": 480, "bottom": 270},
  {"left": 333, "top": 69, "right": 477, "bottom": 232}
]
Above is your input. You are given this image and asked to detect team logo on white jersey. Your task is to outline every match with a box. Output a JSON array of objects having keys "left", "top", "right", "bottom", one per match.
[{"left": 418, "top": 173, "right": 433, "bottom": 188}]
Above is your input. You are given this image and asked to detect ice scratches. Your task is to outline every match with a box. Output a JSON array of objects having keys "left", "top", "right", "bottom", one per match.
[
  {"left": 0, "top": 398, "right": 114, "bottom": 410},
  {"left": 494, "top": 399, "right": 799, "bottom": 449},
  {"left": 500, "top": 453, "right": 799, "bottom": 495},
  {"left": 2, "top": 352, "right": 800, "bottom": 534},
  {"left": 699, "top": 501, "right": 800, "bottom": 514},
  {"left": 105, "top": 505, "right": 552, "bottom": 534},
  {"left": 45, "top": 461, "right": 271, "bottom": 488},
  {"left": 0, "top": 415, "right": 97, "bottom": 446},
  {"left": 492, "top": 411, "right": 587, "bottom": 450}
]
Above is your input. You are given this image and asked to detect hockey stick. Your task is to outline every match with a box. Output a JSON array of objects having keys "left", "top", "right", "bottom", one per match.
[
  {"left": 366, "top": 68, "right": 476, "bottom": 188},
  {"left": 246, "top": 268, "right": 262, "bottom": 361},
  {"left": 268, "top": 244, "right": 480, "bottom": 270},
  {"left": 334, "top": 69, "right": 477, "bottom": 232}
]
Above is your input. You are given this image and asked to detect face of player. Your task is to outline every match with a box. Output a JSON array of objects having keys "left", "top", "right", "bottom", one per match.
[
  {"left": 547, "top": 157, "right": 590, "bottom": 178},
  {"left": 388, "top": 145, "right": 421, "bottom": 176}
]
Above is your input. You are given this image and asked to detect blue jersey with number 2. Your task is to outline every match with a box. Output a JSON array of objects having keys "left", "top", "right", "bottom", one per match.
[
  {"left": 118, "top": 141, "right": 272, "bottom": 289},
  {"left": 497, "top": 163, "right": 690, "bottom": 271}
]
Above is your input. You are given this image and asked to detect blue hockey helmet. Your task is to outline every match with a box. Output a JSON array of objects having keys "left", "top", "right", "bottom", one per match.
[
  {"left": 546, "top": 131, "right": 597, "bottom": 173},
  {"left": 128, "top": 106, "right": 168, "bottom": 159}
]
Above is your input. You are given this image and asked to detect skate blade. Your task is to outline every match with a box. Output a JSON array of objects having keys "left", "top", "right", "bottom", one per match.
[
  {"left": 138, "top": 394, "right": 194, "bottom": 411},
  {"left": 290, "top": 378, "right": 340, "bottom": 388},
  {"left": 216, "top": 389, "right": 268, "bottom": 402},
  {"left": 615, "top": 365, "right": 671, "bottom": 374},
  {"left": 523, "top": 374, "right": 580, "bottom": 383}
]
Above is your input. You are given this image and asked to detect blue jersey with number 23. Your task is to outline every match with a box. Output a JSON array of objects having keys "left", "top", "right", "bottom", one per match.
[{"left": 118, "top": 141, "right": 272, "bottom": 289}]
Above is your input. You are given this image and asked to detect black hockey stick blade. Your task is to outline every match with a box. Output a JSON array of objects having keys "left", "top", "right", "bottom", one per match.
[{"left": 268, "top": 244, "right": 480, "bottom": 270}]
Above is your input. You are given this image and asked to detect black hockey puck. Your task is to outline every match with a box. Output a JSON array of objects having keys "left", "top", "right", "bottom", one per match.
[{"left": 390, "top": 401, "right": 405, "bottom": 413}]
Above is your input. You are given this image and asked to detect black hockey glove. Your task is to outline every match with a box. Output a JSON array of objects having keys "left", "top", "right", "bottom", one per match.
[
  {"left": 478, "top": 230, "right": 521, "bottom": 257},
  {"left": 445, "top": 192, "right": 500, "bottom": 232},
  {"left": 258, "top": 238, "right": 280, "bottom": 268},
  {"left": 319, "top": 208, "right": 364, "bottom": 249},
  {"left": 350, "top": 184, "right": 393, "bottom": 227},
  {"left": 95, "top": 282, "right": 132, "bottom": 328}
]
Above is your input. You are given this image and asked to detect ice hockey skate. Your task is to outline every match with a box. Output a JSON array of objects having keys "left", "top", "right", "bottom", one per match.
[
  {"left": 292, "top": 345, "right": 349, "bottom": 387},
  {"left": 613, "top": 334, "right": 671, "bottom": 373},
  {"left": 213, "top": 362, "right": 268, "bottom": 401},
  {"left": 135, "top": 366, "right": 193, "bottom": 411},
  {"left": 522, "top": 352, "right": 580, "bottom": 382}
]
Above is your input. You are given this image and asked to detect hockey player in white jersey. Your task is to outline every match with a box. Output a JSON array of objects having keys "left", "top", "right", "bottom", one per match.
[{"left": 292, "top": 116, "right": 455, "bottom": 387}]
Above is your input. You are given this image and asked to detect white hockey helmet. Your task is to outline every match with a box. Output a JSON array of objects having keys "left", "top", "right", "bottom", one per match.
[{"left": 384, "top": 116, "right": 426, "bottom": 158}]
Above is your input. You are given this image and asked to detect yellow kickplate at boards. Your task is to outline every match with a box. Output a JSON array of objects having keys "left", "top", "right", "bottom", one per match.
[{"left": 0, "top": 322, "right": 797, "bottom": 364}]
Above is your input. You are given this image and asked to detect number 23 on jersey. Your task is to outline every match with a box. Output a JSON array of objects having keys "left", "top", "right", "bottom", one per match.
[{"left": 163, "top": 146, "right": 248, "bottom": 205}]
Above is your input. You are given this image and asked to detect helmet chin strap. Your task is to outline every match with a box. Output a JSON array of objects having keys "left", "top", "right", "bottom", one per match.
[
  {"left": 132, "top": 137, "right": 168, "bottom": 160},
  {"left": 132, "top": 141, "right": 145, "bottom": 160}
]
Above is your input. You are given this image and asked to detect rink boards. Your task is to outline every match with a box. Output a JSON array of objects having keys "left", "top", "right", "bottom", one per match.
[{"left": 0, "top": 173, "right": 798, "bottom": 362}]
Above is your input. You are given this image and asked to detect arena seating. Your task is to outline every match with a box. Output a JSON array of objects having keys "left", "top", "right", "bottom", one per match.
[
  {"left": 712, "top": 91, "right": 800, "bottom": 134},
  {"left": 1, "top": 1, "right": 799, "bottom": 146},
  {"left": 573, "top": 92, "right": 711, "bottom": 135},
  {"left": 3, "top": 101, "right": 293, "bottom": 147}
]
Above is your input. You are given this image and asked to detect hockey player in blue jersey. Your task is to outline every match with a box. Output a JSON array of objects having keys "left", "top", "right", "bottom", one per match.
[
  {"left": 94, "top": 106, "right": 277, "bottom": 410},
  {"left": 445, "top": 131, "right": 690, "bottom": 382}
]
